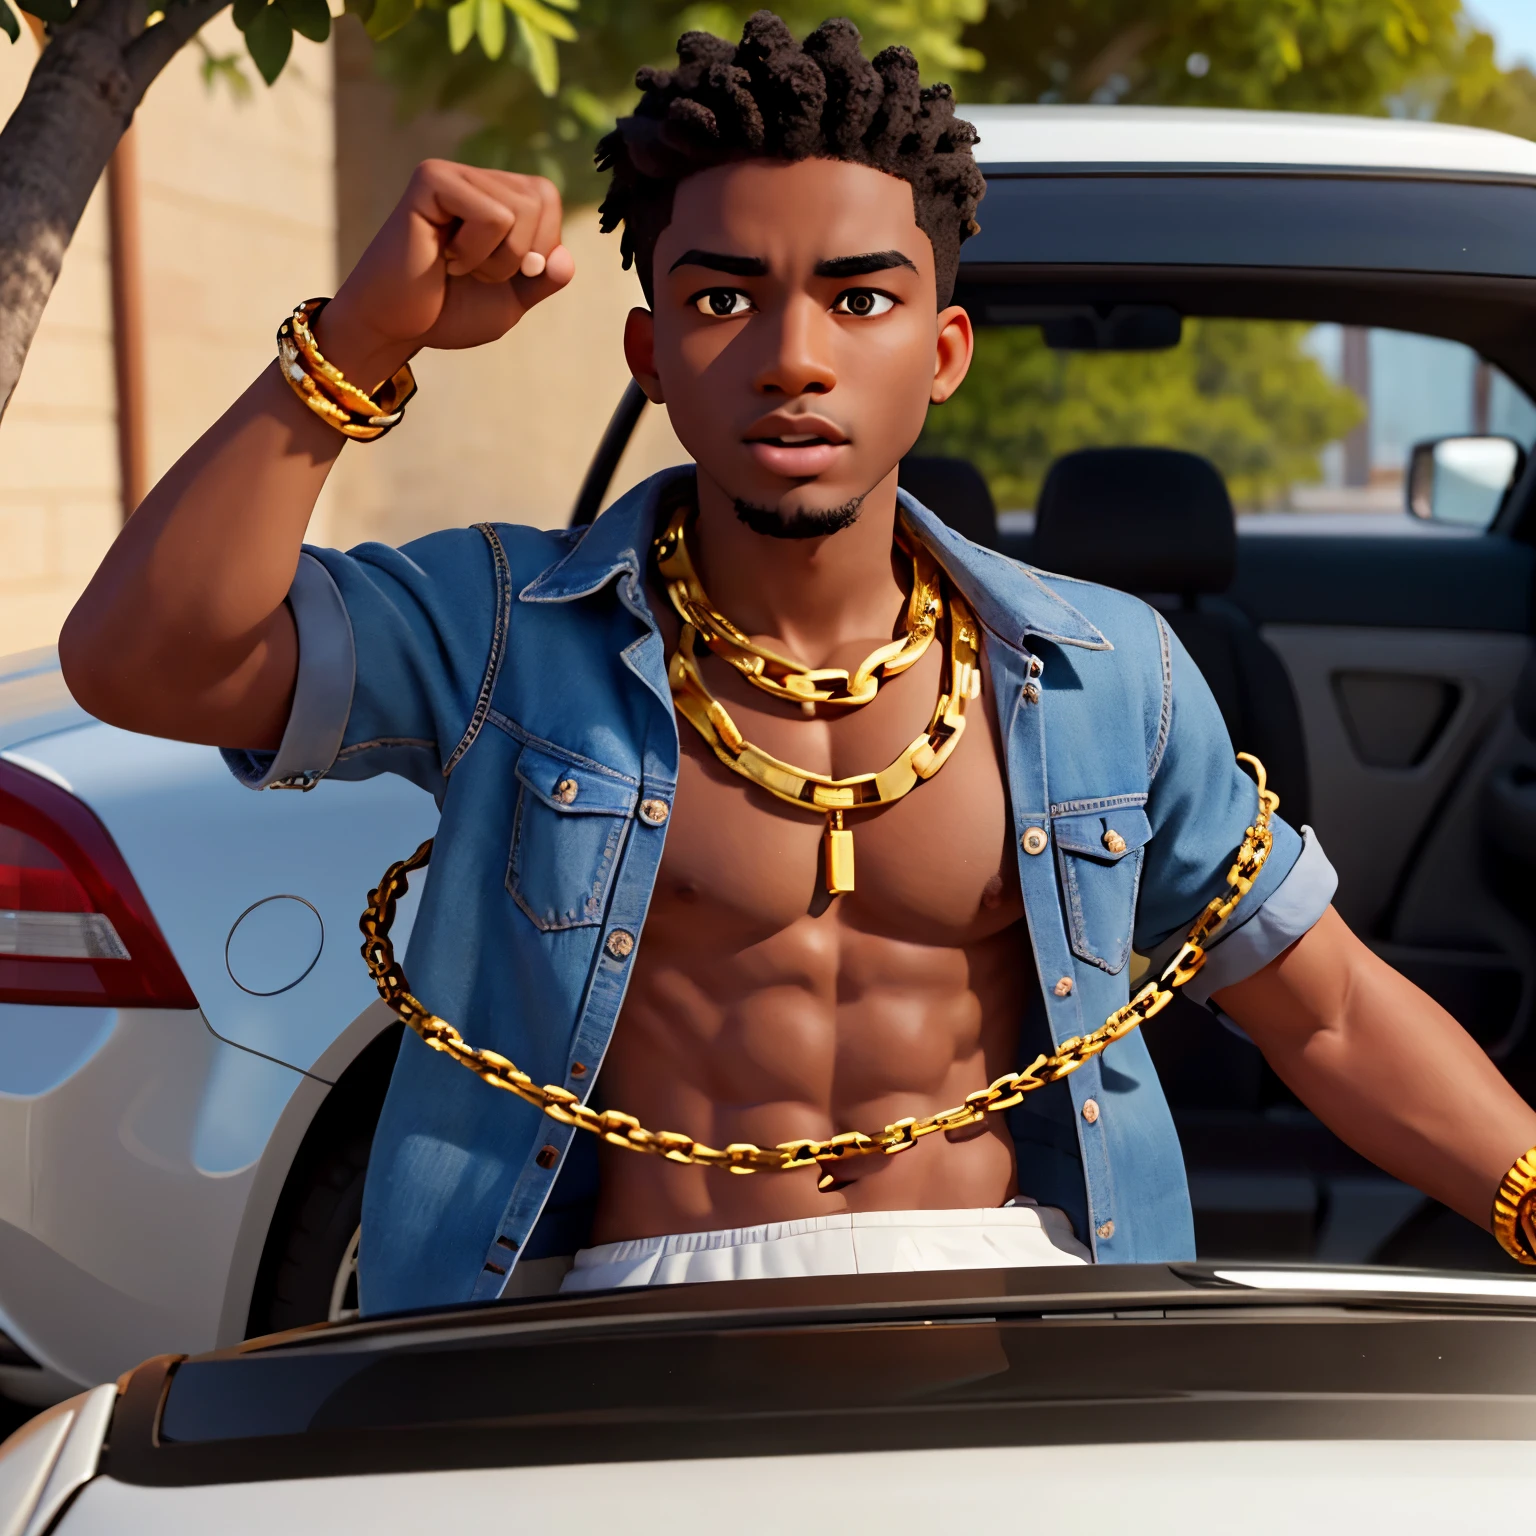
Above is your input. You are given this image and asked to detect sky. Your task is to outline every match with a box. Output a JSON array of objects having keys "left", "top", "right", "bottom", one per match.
[{"left": 1467, "top": 0, "right": 1536, "bottom": 68}]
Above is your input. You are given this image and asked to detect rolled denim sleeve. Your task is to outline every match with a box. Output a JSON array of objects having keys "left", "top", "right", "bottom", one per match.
[
  {"left": 220, "top": 553, "right": 355, "bottom": 790},
  {"left": 220, "top": 526, "right": 501, "bottom": 801},
  {"left": 1133, "top": 616, "right": 1312, "bottom": 963}
]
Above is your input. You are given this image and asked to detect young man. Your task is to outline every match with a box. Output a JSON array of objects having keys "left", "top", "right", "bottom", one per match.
[{"left": 61, "top": 13, "right": 1536, "bottom": 1312}]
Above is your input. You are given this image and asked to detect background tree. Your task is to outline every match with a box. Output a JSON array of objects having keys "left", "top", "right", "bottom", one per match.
[{"left": 0, "top": 0, "right": 577, "bottom": 422}]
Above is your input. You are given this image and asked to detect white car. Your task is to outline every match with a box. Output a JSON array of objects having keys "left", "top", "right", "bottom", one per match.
[
  {"left": 5, "top": 101, "right": 1536, "bottom": 1413},
  {"left": 7, "top": 1263, "right": 1536, "bottom": 1535}
]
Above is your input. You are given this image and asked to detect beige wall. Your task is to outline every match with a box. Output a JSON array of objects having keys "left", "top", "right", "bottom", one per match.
[
  {"left": 0, "top": 31, "right": 118, "bottom": 657},
  {"left": 0, "top": 14, "right": 336, "bottom": 657},
  {"left": 0, "top": 19, "right": 687, "bottom": 657}
]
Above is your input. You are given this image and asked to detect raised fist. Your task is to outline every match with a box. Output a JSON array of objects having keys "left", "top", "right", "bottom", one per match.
[{"left": 315, "top": 160, "right": 575, "bottom": 387}]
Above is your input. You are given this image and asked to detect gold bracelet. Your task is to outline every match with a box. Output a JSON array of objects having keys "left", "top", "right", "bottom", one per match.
[
  {"left": 275, "top": 298, "right": 417, "bottom": 442},
  {"left": 1492, "top": 1146, "right": 1536, "bottom": 1264}
]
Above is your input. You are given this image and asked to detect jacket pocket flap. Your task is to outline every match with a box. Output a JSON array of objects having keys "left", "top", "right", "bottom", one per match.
[
  {"left": 515, "top": 743, "right": 637, "bottom": 817},
  {"left": 1052, "top": 804, "right": 1152, "bottom": 863}
]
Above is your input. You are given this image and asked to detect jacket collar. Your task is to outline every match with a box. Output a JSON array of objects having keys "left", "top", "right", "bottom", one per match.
[{"left": 519, "top": 468, "right": 1110, "bottom": 652}]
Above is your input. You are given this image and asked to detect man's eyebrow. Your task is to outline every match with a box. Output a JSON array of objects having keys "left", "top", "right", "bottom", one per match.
[
  {"left": 667, "top": 249, "right": 768, "bottom": 277},
  {"left": 813, "top": 250, "right": 918, "bottom": 278}
]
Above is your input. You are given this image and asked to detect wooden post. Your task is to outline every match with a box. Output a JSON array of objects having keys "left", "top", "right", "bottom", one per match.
[{"left": 106, "top": 124, "right": 148, "bottom": 520}]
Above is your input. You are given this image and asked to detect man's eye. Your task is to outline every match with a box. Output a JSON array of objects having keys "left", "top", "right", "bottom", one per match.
[
  {"left": 832, "top": 289, "right": 896, "bottom": 318},
  {"left": 694, "top": 289, "right": 754, "bottom": 318}
]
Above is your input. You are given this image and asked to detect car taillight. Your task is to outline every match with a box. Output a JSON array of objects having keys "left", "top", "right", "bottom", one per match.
[{"left": 0, "top": 758, "right": 197, "bottom": 1007}]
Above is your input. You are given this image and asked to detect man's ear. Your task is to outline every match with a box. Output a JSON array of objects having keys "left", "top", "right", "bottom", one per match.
[
  {"left": 623, "top": 307, "right": 665, "bottom": 404},
  {"left": 930, "top": 305, "right": 974, "bottom": 405}
]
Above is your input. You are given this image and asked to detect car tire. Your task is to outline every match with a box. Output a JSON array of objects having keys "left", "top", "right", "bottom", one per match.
[{"left": 246, "top": 1027, "right": 400, "bottom": 1338}]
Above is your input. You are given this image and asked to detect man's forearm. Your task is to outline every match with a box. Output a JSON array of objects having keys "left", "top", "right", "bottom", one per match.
[{"left": 1215, "top": 906, "right": 1536, "bottom": 1235}]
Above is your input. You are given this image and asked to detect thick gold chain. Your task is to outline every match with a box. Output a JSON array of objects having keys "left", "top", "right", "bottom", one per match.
[
  {"left": 358, "top": 757, "right": 1277, "bottom": 1187},
  {"left": 655, "top": 502, "right": 943, "bottom": 708}
]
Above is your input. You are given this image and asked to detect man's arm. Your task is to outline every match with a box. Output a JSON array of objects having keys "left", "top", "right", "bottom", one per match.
[
  {"left": 58, "top": 162, "right": 572, "bottom": 751},
  {"left": 1214, "top": 905, "right": 1536, "bottom": 1236}
]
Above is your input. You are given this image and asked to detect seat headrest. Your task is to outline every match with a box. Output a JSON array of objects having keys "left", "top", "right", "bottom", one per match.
[
  {"left": 898, "top": 456, "right": 998, "bottom": 549},
  {"left": 1032, "top": 447, "right": 1236, "bottom": 594}
]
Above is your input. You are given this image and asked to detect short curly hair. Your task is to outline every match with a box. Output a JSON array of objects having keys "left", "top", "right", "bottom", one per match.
[{"left": 596, "top": 11, "right": 985, "bottom": 309}]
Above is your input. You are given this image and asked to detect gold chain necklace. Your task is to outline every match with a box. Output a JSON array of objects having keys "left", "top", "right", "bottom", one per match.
[
  {"left": 357, "top": 760, "right": 1277, "bottom": 1190},
  {"left": 655, "top": 502, "right": 943, "bottom": 709},
  {"left": 656, "top": 512, "right": 980, "bottom": 895}
]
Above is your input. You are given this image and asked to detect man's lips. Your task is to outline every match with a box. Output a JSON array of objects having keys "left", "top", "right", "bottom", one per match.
[{"left": 744, "top": 418, "right": 850, "bottom": 479}]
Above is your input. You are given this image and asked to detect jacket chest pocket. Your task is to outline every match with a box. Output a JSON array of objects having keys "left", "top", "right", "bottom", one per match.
[
  {"left": 1051, "top": 801, "right": 1152, "bottom": 974},
  {"left": 507, "top": 743, "right": 637, "bottom": 932}
]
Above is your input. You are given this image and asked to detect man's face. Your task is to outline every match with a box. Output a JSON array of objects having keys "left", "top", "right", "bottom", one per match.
[{"left": 627, "top": 157, "right": 973, "bottom": 536}]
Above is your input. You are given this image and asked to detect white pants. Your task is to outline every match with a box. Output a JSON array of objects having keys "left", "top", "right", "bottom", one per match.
[{"left": 558, "top": 1200, "right": 1091, "bottom": 1292}]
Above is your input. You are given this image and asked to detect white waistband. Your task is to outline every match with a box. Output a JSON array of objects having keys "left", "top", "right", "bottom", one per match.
[{"left": 558, "top": 1202, "right": 1091, "bottom": 1292}]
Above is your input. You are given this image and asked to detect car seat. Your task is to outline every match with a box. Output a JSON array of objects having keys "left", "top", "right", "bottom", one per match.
[
  {"left": 898, "top": 456, "right": 1000, "bottom": 550},
  {"left": 1032, "top": 447, "right": 1311, "bottom": 829}
]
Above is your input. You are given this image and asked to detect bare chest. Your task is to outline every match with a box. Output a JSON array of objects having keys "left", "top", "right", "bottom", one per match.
[{"left": 653, "top": 636, "right": 1021, "bottom": 945}]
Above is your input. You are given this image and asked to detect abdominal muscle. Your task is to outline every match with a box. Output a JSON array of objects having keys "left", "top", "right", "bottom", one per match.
[{"left": 589, "top": 891, "right": 1029, "bottom": 1246}]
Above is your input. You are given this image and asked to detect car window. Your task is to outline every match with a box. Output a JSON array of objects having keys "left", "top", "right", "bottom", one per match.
[{"left": 919, "top": 320, "right": 1536, "bottom": 534}]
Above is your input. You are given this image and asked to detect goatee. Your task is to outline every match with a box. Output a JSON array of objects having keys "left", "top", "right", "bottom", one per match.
[{"left": 733, "top": 495, "right": 866, "bottom": 540}]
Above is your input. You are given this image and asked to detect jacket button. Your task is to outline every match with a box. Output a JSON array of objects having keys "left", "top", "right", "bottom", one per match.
[
  {"left": 1053, "top": 975, "right": 1073, "bottom": 997},
  {"left": 606, "top": 929, "right": 635, "bottom": 960},
  {"left": 1102, "top": 829, "right": 1127, "bottom": 854},
  {"left": 1021, "top": 826, "right": 1048, "bottom": 856},
  {"left": 555, "top": 778, "right": 579, "bottom": 804},
  {"left": 1028, "top": 656, "right": 1043, "bottom": 678},
  {"left": 536, "top": 1144, "right": 559, "bottom": 1169},
  {"left": 570, "top": 1061, "right": 588, "bottom": 1078},
  {"left": 640, "top": 798, "right": 670, "bottom": 826},
  {"left": 1096, "top": 1219, "right": 1115, "bottom": 1240},
  {"left": 1082, "top": 1097, "right": 1100, "bottom": 1124},
  {"left": 1022, "top": 682, "right": 1041, "bottom": 705}
]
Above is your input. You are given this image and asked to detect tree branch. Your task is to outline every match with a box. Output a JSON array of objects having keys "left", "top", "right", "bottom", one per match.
[{"left": 0, "top": 0, "right": 230, "bottom": 421}]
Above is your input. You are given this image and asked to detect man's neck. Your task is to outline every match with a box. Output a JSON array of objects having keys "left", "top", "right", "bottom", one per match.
[{"left": 689, "top": 467, "right": 909, "bottom": 663}]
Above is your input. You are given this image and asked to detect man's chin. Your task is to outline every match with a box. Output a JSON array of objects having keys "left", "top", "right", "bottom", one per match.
[{"left": 732, "top": 494, "right": 866, "bottom": 540}]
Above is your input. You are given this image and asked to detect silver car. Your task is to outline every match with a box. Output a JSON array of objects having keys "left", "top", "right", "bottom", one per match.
[{"left": 5, "top": 100, "right": 1536, "bottom": 1410}]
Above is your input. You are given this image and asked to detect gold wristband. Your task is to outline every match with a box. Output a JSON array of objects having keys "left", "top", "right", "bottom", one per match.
[
  {"left": 1492, "top": 1145, "right": 1536, "bottom": 1264},
  {"left": 276, "top": 298, "right": 417, "bottom": 442}
]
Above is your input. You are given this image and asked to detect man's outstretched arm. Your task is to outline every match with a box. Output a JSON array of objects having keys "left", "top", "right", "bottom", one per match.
[
  {"left": 58, "top": 162, "right": 571, "bottom": 751},
  {"left": 1214, "top": 905, "right": 1536, "bottom": 1239}
]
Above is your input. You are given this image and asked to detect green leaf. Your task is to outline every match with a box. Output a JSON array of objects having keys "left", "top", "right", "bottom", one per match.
[
  {"left": 0, "top": 0, "right": 18, "bottom": 41},
  {"left": 231, "top": 0, "right": 264, "bottom": 29},
  {"left": 504, "top": 0, "right": 574, "bottom": 44},
  {"left": 475, "top": 0, "right": 503, "bottom": 58},
  {"left": 445, "top": 0, "right": 472, "bottom": 51},
  {"left": 277, "top": 0, "right": 329, "bottom": 42},
  {"left": 244, "top": 1, "right": 293, "bottom": 83},
  {"left": 538, "top": 0, "right": 575, "bottom": 10},
  {"left": 514, "top": 7, "right": 557, "bottom": 92},
  {"left": 362, "top": 0, "right": 415, "bottom": 41},
  {"left": 19, "top": 0, "right": 73, "bottom": 25}
]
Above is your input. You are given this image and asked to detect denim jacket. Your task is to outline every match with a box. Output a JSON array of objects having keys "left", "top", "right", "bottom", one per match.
[{"left": 226, "top": 468, "right": 1333, "bottom": 1316}]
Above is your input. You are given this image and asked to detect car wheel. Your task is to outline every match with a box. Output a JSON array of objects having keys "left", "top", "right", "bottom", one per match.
[{"left": 247, "top": 1027, "right": 399, "bottom": 1338}]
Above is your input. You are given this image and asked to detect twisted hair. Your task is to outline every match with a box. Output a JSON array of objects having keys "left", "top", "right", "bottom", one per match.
[{"left": 596, "top": 11, "right": 984, "bottom": 308}]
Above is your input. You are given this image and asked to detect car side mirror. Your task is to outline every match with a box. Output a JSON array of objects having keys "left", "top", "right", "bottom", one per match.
[{"left": 1406, "top": 435, "right": 1526, "bottom": 528}]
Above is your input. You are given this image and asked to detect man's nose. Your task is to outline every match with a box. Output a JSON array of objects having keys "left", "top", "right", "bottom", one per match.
[{"left": 753, "top": 295, "right": 836, "bottom": 396}]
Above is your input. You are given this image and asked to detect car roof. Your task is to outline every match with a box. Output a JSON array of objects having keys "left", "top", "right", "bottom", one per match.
[{"left": 961, "top": 104, "right": 1536, "bottom": 178}]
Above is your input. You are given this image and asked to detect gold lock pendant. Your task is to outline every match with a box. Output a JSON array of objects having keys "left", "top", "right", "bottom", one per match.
[{"left": 824, "top": 810, "right": 855, "bottom": 895}]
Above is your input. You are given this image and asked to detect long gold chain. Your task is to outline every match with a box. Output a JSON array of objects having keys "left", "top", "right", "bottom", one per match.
[
  {"left": 359, "top": 756, "right": 1277, "bottom": 1191},
  {"left": 655, "top": 501, "right": 943, "bottom": 709}
]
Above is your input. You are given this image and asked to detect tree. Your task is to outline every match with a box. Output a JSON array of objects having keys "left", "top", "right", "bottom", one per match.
[{"left": 0, "top": 0, "right": 577, "bottom": 423}]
